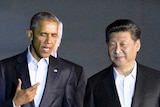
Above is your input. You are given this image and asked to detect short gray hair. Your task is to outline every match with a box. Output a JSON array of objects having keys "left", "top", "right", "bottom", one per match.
[{"left": 30, "top": 12, "right": 60, "bottom": 31}]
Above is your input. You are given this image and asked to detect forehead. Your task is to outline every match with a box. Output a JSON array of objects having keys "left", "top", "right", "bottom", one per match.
[
  {"left": 109, "top": 31, "right": 133, "bottom": 40},
  {"left": 38, "top": 20, "right": 58, "bottom": 26},
  {"left": 33, "top": 20, "right": 58, "bottom": 32},
  {"left": 34, "top": 20, "right": 58, "bottom": 29}
]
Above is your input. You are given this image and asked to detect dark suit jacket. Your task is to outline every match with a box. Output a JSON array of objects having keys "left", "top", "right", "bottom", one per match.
[
  {"left": 0, "top": 50, "right": 86, "bottom": 107},
  {"left": 84, "top": 64, "right": 160, "bottom": 107}
]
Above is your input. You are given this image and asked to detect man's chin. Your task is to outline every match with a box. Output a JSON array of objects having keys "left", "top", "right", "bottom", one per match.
[
  {"left": 41, "top": 54, "right": 51, "bottom": 58},
  {"left": 113, "top": 61, "right": 125, "bottom": 67}
]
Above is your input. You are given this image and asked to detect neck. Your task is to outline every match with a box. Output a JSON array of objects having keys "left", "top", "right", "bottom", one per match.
[{"left": 114, "top": 62, "right": 135, "bottom": 76}]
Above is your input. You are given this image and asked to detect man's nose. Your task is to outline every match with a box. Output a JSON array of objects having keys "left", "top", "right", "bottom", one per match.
[
  {"left": 45, "top": 35, "right": 52, "bottom": 43},
  {"left": 115, "top": 44, "right": 122, "bottom": 54}
]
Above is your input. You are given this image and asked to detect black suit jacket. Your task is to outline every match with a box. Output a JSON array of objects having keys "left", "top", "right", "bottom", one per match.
[
  {"left": 0, "top": 50, "right": 86, "bottom": 107},
  {"left": 84, "top": 64, "right": 160, "bottom": 107}
]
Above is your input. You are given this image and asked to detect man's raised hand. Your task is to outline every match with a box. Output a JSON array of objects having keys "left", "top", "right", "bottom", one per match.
[{"left": 13, "top": 79, "right": 40, "bottom": 107}]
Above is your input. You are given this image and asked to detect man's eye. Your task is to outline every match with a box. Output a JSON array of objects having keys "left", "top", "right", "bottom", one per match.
[
  {"left": 52, "top": 34, "right": 58, "bottom": 37},
  {"left": 40, "top": 33, "right": 47, "bottom": 36},
  {"left": 109, "top": 43, "right": 116, "bottom": 47},
  {"left": 121, "top": 43, "right": 127, "bottom": 46}
]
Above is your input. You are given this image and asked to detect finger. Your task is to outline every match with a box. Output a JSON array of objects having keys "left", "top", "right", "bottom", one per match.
[
  {"left": 33, "top": 82, "right": 40, "bottom": 87},
  {"left": 31, "top": 82, "right": 40, "bottom": 89},
  {"left": 16, "top": 78, "right": 22, "bottom": 90},
  {"left": 26, "top": 82, "right": 40, "bottom": 91}
]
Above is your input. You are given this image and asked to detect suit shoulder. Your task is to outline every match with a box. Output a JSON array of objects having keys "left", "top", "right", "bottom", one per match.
[
  {"left": 0, "top": 51, "right": 27, "bottom": 64},
  {"left": 138, "top": 64, "right": 160, "bottom": 80},
  {"left": 138, "top": 64, "right": 160, "bottom": 74},
  {"left": 55, "top": 57, "right": 85, "bottom": 81},
  {"left": 88, "top": 65, "right": 112, "bottom": 85},
  {"left": 0, "top": 53, "right": 21, "bottom": 64},
  {"left": 57, "top": 57, "right": 83, "bottom": 68}
]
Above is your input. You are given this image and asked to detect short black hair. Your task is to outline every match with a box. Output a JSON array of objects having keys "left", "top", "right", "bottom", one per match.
[{"left": 105, "top": 19, "right": 141, "bottom": 43}]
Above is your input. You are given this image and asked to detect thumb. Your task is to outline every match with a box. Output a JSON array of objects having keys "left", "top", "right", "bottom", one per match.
[{"left": 16, "top": 78, "right": 22, "bottom": 90}]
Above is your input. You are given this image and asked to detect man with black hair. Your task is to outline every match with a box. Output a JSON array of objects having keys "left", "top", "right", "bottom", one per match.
[{"left": 84, "top": 19, "right": 160, "bottom": 107}]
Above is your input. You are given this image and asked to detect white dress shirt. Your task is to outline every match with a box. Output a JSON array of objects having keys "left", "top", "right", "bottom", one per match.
[
  {"left": 27, "top": 47, "right": 49, "bottom": 107},
  {"left": 113, "top": 62, "right": 137, "bottom": 107},
  {"left": 13, "top": 47, "right": 49, "bottom": 107}
]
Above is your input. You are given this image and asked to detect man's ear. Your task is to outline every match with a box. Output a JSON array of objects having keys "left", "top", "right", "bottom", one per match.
[
  {"left": 26, "top": 29, "right": 33, "bottom": 41},
  {"left": 136, "top": 39, "right": 141, "bottom": 52}
]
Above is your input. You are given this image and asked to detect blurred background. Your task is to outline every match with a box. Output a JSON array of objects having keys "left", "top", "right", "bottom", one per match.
[{"left": 0, "top": 0, "right": 160, "bottom": 78}]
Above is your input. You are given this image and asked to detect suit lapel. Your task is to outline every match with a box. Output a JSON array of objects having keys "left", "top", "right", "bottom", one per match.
[
  {"left": 131, "top": 64, "right": 147, "bottom": 107},
  {"left": 102, "top": 66, "right": 121, "bottom": 107},
  {"left": 16, "top": 56, "right": 31, "bottom": 89},
  {"left": 101, "top": 64, "right": 148, "bottom": 107},
  {"left": 16, "top": 51, "right": 35, "bottom": 107},
  {"left": 40, "top": 56, "right": 60, "bottom": 107}
]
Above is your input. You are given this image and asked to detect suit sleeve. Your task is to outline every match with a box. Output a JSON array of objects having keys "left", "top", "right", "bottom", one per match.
[
  {"left": 64, "top": 66, "right": 86, "bottom": 107},
  {"left": 0, "top": 61, "right": 14, "bottom": 107},
  {"left": 83, "top": 79, "right": 96, "bottom": 107},
  {"left": 75, "top": 67, "right": 86, "bottom": 107}
]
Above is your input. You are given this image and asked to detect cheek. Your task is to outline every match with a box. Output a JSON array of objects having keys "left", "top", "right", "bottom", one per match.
[
  {"left": 124, "top": 47, "right": 136, "bottom": 57},
  {"left": 49, "top": 39, "right": 58, "bottom": 50},
  {"left": 32, "top": 39, "right": 43, "bottom": 49},
  {"left": 52, "top": 39, "right": 57, "bottom": 45},
  {"left": 108, "top": 48, "right": 114, "bottom": 57},
  {"left": 108, "top": 46, "right": 116, "bottom": 53},
  {"left": 53, "top": 39, "right": 57, "bottom": 43}
]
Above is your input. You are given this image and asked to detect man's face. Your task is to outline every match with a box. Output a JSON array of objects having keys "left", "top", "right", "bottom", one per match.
[
  {"left": 29, "top": 20, "right": 58, "bottom": 61},
  {"left": 108, "top": 31, "right": 140, "bottom": 68}
]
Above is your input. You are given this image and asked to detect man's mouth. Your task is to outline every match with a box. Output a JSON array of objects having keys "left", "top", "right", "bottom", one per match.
[{"left": 43, "top": 47, "right": 51, "bottom": 52}]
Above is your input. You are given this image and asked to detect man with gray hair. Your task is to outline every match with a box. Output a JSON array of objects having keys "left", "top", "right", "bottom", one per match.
[{"left": 0, "top": 12, "right": 86, "bottom": 107}]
